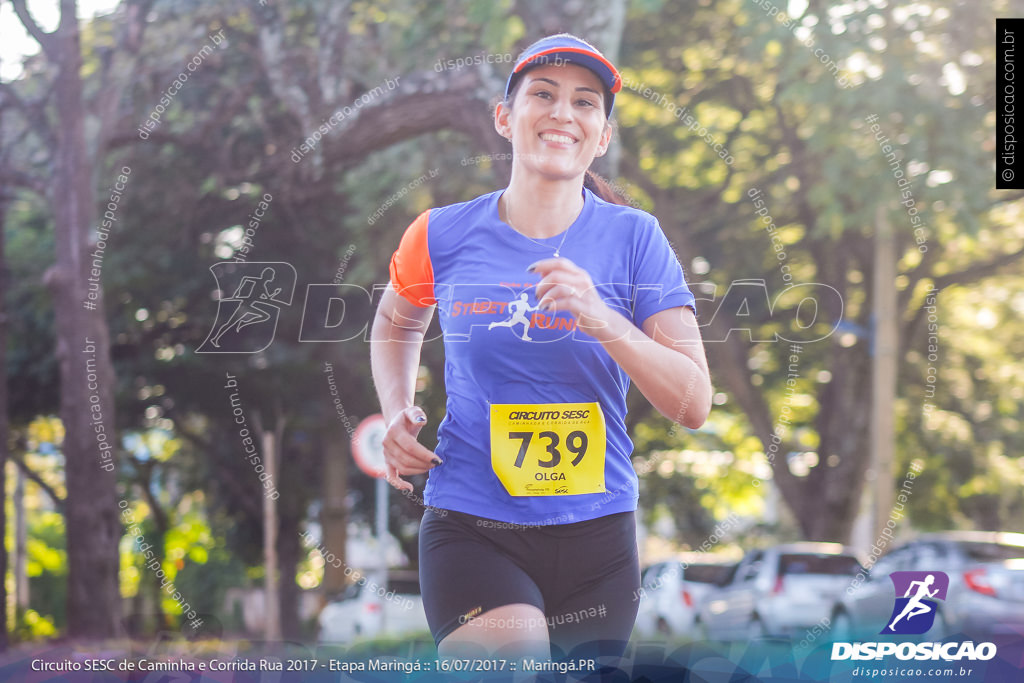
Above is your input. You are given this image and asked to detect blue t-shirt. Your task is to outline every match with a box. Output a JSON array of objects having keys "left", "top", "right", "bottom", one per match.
[{"left": 389, "top": 187, "right": 694, "bottom": 525}]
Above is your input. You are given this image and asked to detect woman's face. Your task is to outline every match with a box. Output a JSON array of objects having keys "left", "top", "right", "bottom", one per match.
[{"left": 495, "top": 62, "right": 612, "bottom": 183}]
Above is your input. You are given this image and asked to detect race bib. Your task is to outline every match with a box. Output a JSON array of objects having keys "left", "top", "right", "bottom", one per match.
[{"left": 490, "top": 402, "right": 606, "bottom": 496}]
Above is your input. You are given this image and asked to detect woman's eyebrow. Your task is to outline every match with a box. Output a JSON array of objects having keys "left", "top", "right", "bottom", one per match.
[{"left": 529, "top": 76, "right": 601, "bottom": 96}]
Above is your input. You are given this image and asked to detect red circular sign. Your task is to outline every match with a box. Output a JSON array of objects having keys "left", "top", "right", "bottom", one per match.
[{"left": 352, "top": 414, "right": 387, "bottom": 478}]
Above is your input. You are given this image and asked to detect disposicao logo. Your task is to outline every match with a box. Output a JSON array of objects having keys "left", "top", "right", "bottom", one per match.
[
  {"left": 882, "top": 571, "right": 949, "bottom": 635},
  {"left": 198, "top": 262, "right": 296, "bottom": 353},
  {"left": 831, "top": 570, "right": 997, "bottom": 663}
]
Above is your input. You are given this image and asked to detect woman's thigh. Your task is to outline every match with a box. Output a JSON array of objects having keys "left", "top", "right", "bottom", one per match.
[
  {"left": 418, "top": 509, "right": 640, "bottom": 660},
  {"left": 542, "top": 511, "right": 641, "bottom": 659},
  {"left": 419, "top": 510, "right": 546, "bottom": 650}
]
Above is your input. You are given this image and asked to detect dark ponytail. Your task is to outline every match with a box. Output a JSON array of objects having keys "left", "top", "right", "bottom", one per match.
[{"left": 584, "top": 169, "right": 631, "bottom": 206}]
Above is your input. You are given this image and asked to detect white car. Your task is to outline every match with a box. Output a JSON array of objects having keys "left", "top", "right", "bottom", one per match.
[
  {"left": 318, "top": 570, "right": 429, "bottom": 642},
  {"left": 696, "top": 543, "right": 863, "bottom": 640},
  {"left": 831, "top": 532, "right": 1024, "bottom": 640},
  {"left": 634, "top": 560, "right": 735, "bottom": 638}
]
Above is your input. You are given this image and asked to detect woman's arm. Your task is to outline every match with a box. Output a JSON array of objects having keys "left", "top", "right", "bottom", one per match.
[
  {"left": 531, "top": 258, "right": 711, "bottom": 428},
  {"left": 370, "top": 285, "right": 440, "bottom": 491},
  {"left": 597, "top": 305, "right": 711, "bottom": 427}
]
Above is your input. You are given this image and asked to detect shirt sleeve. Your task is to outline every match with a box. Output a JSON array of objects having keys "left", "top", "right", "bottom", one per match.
[
  {"left": 389, "top": 210, "right": 436, "bottom": 307},
  {"left": 631, "top": 217, "right": 696, "bottom": 327}
]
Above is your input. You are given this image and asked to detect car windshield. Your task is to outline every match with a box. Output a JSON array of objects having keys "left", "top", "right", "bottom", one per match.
[
  {"left": 684, "top": 564, "right": 733, "bottom": 584},
  {"left": 959, "top": 541, "right": 1024, "bottom": 563},
  {"left": 339, "top": 582, "right": 362, "bottom": 600},
  {"left": 779, "top": 553, "right": 860, "bottom": 576},
  {"left": 388, "top": 577, "right": 421, "bottom": 595}
]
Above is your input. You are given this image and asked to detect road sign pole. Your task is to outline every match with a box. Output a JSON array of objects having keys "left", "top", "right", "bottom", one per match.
[
  {"left": 352, "top": 414, "right": 391, "bottom": 634},
  {"left": 376, "top": 476, "right": 388, "bottom": 634},
  {"left": 375, "top": 476, "right": 388, "bottom": 568}
]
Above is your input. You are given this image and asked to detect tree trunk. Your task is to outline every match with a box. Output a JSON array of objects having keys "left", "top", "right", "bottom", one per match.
[
  {"left": 277, "top": 508, "right": 302, "bottom": 639},
  {"left": 138, "top": 467, "right": 169, "bottom": 635},
  {"left": 260, "top": 429, "right": 281, "bottom": 641},
  {"left": 16, "top": 470, "right": 28, "bottom": 618},
  {"left": 320, "top": 425, "right": 349, "bottom": 600},
  {"left": 49, "top": 0, "right": 121, "bottom": 638},
  {"left": 0, "top": 162, "right": 10, "bottom": 651},
  {"left": 643, "top": 184, "right": 873, "bottom": 544}
]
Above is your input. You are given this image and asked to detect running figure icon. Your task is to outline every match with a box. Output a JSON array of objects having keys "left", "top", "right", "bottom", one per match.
[
  {"left": 488, "top": 293, "right": 538, "bottom": 341},
  {"left": 210, "top": 267, "right": 286, "bottom": 348},
  {"left": 888, "top": 574, "right": 939, "bottom": 631}
]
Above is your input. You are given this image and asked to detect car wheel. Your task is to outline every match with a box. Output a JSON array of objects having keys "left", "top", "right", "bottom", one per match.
[
  {"left": 695, "top": 617, "right": 710, "bottom": 642},
  {"left": 831, "top": 610, "right": 853, "bottom": 640},
  {"left": 931, "top": 610, "right": 949, "bottom": 639},
  {"left": 749, "top": 615, "right": 766, "bottom": 640}
]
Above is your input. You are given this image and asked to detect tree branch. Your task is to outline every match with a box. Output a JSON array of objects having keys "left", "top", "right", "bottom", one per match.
[
  {"left": 130, "top": 458, "right": 170, "bottom": 534},
  {"left": 94, "top": 0, "right": 156, "bottom": 153},
  {"left": 173, "top": 422, "right": 262, "bottom": 518},
  {"left": 932, "top": 244, "right": 1024, "bottom": 291},
  {"left": 9, "top": 453, "right": 65, "bottom": 512},
  {"left": 0, "top": 81, "right": 56, "bottom": 148},
  {"left": 10, "top": 0, "right": 56, "bottom": 56},
  {"left": 899, "top": 240, "right": 1021, "bottom": 363},
  {"left": 990, "top": 190, "right": 1024, "bottom": 206},
  {"left": 0, "top": 166, "right": 47, "bottom": 196},
  {"left": 320, "top": 69, "right": 500, "bottom": 172},
  {"left": 256, "top": 3, "right": 315, "bottom": 143}
]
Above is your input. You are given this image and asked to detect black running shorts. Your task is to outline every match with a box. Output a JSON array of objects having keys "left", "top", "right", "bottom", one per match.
[{"left": 418, "top": 508, "right": 640, "bottom": 659}]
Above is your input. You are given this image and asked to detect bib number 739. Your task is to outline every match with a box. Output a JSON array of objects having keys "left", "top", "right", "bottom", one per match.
[
  {"left": 508, "top": 430, "right": 588, "bottom": 468},
  {"left": 490, "top": 403, "right": 606, "bottom": 497}
]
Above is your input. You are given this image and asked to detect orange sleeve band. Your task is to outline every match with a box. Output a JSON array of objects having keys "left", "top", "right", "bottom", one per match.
[{"left": 389, "top": 210, "right": 436, "bottom": 307}]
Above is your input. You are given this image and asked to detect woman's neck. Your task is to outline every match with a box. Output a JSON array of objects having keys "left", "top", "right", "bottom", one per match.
[{"left": 499, "top": 170, "right": 585, "bottom": 239}]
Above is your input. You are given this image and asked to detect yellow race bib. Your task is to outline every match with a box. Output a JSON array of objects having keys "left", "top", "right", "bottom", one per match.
[{"left": 490, "top": 402, "right": 606, "bottom": 496}]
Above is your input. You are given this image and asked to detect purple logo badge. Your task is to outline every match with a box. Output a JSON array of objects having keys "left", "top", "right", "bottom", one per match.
[{"left": 881, "top": 571, "right": 949, "bottom": 635}]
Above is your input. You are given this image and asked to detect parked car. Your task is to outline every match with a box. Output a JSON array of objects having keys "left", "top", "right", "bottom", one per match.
[
  {"left": 830, "top": 531, "right": 1024, "bottom": 640},
  {"left": 696, "top": 543, "right": 863, "bottom": 640},
  {"left": 634, "top": 560, "right": 735, "bottom": 638},
  {"left": 318, "top": 569, "right": 429, "bottom": 642}
]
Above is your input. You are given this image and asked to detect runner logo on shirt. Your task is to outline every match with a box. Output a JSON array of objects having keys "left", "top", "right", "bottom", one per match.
[
  {"left": 487, "top": 293, "right": 538, "bottom": 340},
  {"left": 469, "top": 290, "right": 578, "bottom": 340}
]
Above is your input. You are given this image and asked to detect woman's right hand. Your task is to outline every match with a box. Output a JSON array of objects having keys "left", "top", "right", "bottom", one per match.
[{"left": 381, "top": 406, "right": 442, "bottom": 492}]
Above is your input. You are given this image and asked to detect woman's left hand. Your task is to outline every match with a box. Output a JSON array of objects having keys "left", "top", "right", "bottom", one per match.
[
  {"left": 529, "top": 257, "right": 613, "bottom": 335},
  {"left": 530, "top": 257, "right": 711, "bottom": 427}
]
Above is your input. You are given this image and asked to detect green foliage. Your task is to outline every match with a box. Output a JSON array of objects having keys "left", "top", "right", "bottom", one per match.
[{"left": 614, "top": 0, "right": 1024, "bottom": 539}]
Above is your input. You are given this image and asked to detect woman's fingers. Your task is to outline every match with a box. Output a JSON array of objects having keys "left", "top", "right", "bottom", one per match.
[
  {"left": 385, "top": 462, "right": 414, "bottom": 492},
  {"left": 383, "top": 436, "right": 434, "bottom": 473},
  {"left": 529, "top": 258, "right": 601, "bottom": 314},
  {"left": 381, "top": 407, "right": 442, "bottom": 486}
]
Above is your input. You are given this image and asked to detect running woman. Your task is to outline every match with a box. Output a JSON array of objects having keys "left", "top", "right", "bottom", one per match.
[{"left": 371, "top": 34, "right": 712, "bottom": 662}]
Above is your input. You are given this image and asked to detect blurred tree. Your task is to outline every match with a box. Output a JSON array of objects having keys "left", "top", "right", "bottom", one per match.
[
  {"left": 3, "top": 0, "right": 148, "bottom": 638},
  {"left": 614, "top": 0, "right": 1024, "bottom": 541},
  {"left": 0, "top": 104, "right": 9, "bottom": 650}
]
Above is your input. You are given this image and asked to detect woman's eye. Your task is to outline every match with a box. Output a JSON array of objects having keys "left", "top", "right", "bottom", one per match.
[
  {"left": 576, "top": 99, "right": 596, "bottom": 108},
  {"left": 532, "top": 90, "right": 552, "bottom": 99}
]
